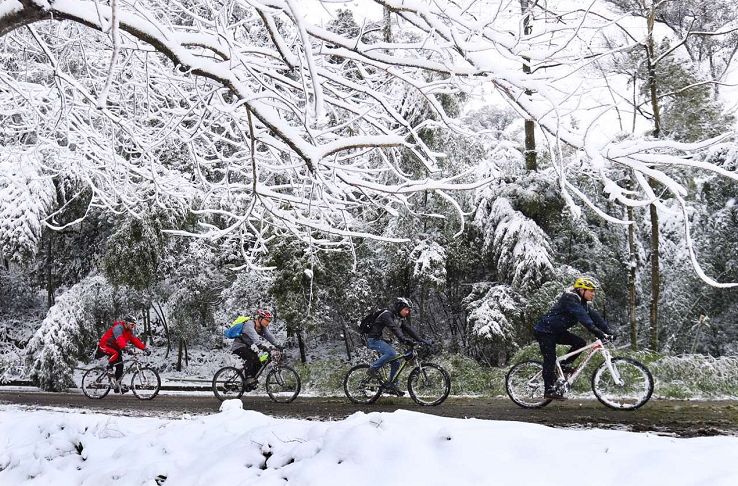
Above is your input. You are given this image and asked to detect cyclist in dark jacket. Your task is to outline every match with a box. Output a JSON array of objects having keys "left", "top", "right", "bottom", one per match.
[
  {"left": 534, "top": 277, "right": 612, "bottom": 400},
  {"left": 365, "top": 298, "right": 426, "bottom": 396}
]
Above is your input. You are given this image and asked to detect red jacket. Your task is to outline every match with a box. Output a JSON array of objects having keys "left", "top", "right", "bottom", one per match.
[{"left": 99, "top": 322, "right": 146, "bottom": 351}]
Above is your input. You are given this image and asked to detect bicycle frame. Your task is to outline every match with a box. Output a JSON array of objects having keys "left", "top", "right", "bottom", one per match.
[
  {"left": 373, "top": 348, "right": 422, "bottom": 384},
  {"left": 555, "top": 339, "right": 623, "bottom": 387}
]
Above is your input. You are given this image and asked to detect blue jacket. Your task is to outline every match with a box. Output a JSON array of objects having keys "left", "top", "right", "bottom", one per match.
[{"left": 534, "top": 289, "right": 610, "bottom": 337}]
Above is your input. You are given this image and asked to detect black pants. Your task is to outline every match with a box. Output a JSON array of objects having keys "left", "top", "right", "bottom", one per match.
[
  {"left": 95, "top": 348, "right": 123, "bottom": 380},
  {"left": 233, "top": 347, "right": 260, "bottom": 378},
  {"left": 534, "top": 330, "right": 585, "bottom": 392}
]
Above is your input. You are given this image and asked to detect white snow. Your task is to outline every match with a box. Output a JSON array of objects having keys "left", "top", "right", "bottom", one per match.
[{"left": 1, "top": 401, "right": 737, "bottom": 486}]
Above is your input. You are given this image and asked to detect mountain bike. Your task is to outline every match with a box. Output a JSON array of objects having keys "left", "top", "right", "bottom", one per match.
[
  {"left": 81, "top": 350, "right": 161, "bottom": 400},
  {"left": 343, "top": 342, "right": 451, "bottom": 406},
  {"left": 505, "top": 337, "right": 654, "bottom": 410},
  {"left": 212, "top": 351, "right": 301, "bottom": 403}
]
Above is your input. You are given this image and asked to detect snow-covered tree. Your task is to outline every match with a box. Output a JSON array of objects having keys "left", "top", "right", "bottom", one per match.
[{"left": 25, "top": 276, "right": 114, "bottom": 391}]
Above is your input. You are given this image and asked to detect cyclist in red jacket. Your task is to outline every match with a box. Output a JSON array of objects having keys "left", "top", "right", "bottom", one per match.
[{"left": 95, "top": 316, "right": 148, "bottom": 393}]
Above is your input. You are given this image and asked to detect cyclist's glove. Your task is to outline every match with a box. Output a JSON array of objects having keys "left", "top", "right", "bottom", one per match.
[
  {"left": 143, "top": 348, "right": 151, "bottom": 356},
  {"left": 592, "top": 329, "right": 607, "bottom": 340}
]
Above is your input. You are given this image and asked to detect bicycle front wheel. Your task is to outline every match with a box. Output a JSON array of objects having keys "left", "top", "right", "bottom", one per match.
[
  {"left": 265, "top": 366, "right": 301, "bottom": 403},
  {"left": 505, "top": 360, "right": 552, "bottom": 409},
  {"left": 591, "top": 357, "right": 654, "bottom": 410},
  {"left": 81, "top": 367, "right": 112, "bottom": 399},
  {"left": 212, "top": 366, "right": 245, "bottom": 401},
  {"left": 343, "top": 364, "right": 382, "bottom": 404},
  {"left": 407, "top": 363, "right": 450, "bottom": 406},
  {"left": 130, "top": 367, "right": 161, "bottom": 400}
]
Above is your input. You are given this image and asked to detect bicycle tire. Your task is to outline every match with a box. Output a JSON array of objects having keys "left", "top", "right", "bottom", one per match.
[
  {"left": 265, "top": 365, "right": 301, "bottom": 403},
  {"left": 343, "top": 364, "right": 382, "bottom": 404},
  {"left": 591, "top": 357, "right": 654, "bottom": 410},
  {"left": 130, "top": 367, "right": 161, "bottom": 400},
  {"left": 505, "top": 360, "right": 552, "bottom": 409},
  {"left": 81, "top": 366, "right": 112, "bottom": 399},
  {"left": 212, "top": 366, "right": 245, "bottom": 401},
  {"left": 407, "top": 363, "right": 451, "bottom": 406}
]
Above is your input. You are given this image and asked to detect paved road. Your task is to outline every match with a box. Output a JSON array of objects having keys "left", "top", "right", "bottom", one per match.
[{"left": 2, "top": 389, "right": 737, "bottom": 437}]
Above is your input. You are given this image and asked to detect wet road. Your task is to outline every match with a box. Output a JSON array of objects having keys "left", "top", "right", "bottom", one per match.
[{"left": 2, "top": 390, "right": 737, "bottom": 437}]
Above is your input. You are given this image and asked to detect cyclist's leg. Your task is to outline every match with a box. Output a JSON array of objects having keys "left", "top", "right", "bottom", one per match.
[
  {"left": 367, "top": 338, "right": 398, "bottom": 379},
  {"left": 557, "top": 331, "right": 585, "bottom": 367},
  {"left": 534, "top": 331, "right": 557, "bottom": 393},
  {"left": 234, "top": 347, "right": 259, "bottom": 380}
]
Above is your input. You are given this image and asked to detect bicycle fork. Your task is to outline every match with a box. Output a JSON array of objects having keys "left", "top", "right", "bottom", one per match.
[{"left": 601, "top": 349, "right": 624, "bottom": 386}]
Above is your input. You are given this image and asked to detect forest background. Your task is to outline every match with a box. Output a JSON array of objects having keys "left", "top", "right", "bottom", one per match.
[{"left": 1, "top": 0, "right": 738, "bottom": 396}]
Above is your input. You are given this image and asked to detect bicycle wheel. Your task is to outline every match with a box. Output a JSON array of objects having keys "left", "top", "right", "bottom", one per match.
[
  {"left": 212, "top": 366, "right": 245, "bottom": 401},
  {"left": 407, "top": 363, "right": 450, "bottom": 406},
  {"left": 265, "top": 366, "right": 301, "bottom": 403},
  {"left": 81, "top": 367, "right": 112, "bottom": 399},
  {"left": 505, "top": 360, "right": 552, "bottom": 409},
  {"left": 130, "top": 367, "right": 161, "bottom": 400},
  {"left": 343, "top": 364, "right": 382, "bottom": 404},
  {"left": 591, "top": 357, "right": 654, "bottom": 410}
]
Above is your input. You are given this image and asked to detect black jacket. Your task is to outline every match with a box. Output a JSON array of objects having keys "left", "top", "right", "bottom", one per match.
[
  {"left": 366, "top": 309, "right": 421, "bottom": 342},
  {"left": 534, "top": 289, "right": 610, "bottom": 337}
]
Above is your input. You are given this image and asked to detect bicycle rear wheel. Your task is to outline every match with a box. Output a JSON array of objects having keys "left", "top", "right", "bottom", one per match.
[
  {"left": 81, "top": 367, "right": 112, "bottom": 399},
  {"left": 505, "top": 360, "right": 552, "bottom": 409},
  {"left": 591, "top": 357, "right": 653, "bottom": 410},
  {"left": 343, "top": 364, "right": 382, "bottom": 404},
  {"left": 212, "top": 366, "right": 245, "bottom": 401},
  {"left": 130, "top": 367, "right": 161, "bottom": 400},
  {"left": 407, "top": 363, "right": 450, "bottom": 406},
  {"left": 265, "top": 366, "right": 301, "bottom": 403}
]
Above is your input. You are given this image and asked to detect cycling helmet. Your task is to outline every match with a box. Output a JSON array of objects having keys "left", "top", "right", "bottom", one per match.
[
  {"left": 392, "top": 298, "right": 412, "bottom": 315},
  {"left": 256, "top": 309, "right": 273, "bottom": 319},
  {"left": 573, "top": 276, "right": 598, "bottom": 291},
  {"left": 123, "top": 315, "right": 137, "bottom": 324}
]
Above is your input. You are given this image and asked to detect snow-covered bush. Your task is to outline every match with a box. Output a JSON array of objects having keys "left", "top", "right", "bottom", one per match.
[
  {"left": 463, "top": 283, "right": 524, "bottom": 365},
  {"left": 411, "top": 241, "right": 447, "bottom": 291},
  {"left": 0, "top": 152, "right": 56, "bottom": 262},
  {"left": 25, "top": 276, "right": 114, "bottom": 391}
]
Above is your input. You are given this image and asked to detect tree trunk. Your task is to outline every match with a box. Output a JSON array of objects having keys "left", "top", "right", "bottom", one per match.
[
  {"left": 383, "top": 7, "right": 392, "bottom": 43},
  {"left": 342, "top": 323, "right": 353, "bottom": 360},
  {"left": 649, "top": 203, "right": 660, "bottom": 350},
  {"left": 45, "top": 233, "right": 55, "bottom": 308},
  {"left": 645, "top": 7, "right": 662, "bottom": 137},
  {"left": 297, "top": 329, "right": 307, "bottom": 364},
  {"left": 521, "top": 0, "right": 537, "bottom": 171},
  {"left": 176, "top": 338, "right": 183, "bottom": 371},
  {"left": 627, "top": 202, "right": 638, "bottom": 351}
]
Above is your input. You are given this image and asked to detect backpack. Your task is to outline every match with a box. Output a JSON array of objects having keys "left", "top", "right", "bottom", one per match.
[
  {"left": 224, "top": 316, "right": 250, "bottom": 339},
  {"left": 358, "top": 309, "right": 386, "bottom": 334}
]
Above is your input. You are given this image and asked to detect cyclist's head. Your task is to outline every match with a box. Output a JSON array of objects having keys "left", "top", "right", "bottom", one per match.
[
  {"left": 255, "top": 308, "right": 273, "bottom": 325},
  {"left": 573, "top": 276, "right": 598, "bottom": 301},
  {"left": 123, "top": 316, "right": 137, "bottom": 329},
  {"left": 393, "top": 298, "right": 412, "bottom": 318},
  {"left": 573, "top": 276, "right": 598, "bottom": 291}
]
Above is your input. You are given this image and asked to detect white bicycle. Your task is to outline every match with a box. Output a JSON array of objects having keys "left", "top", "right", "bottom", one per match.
[{"left": 505, "top": 338, "right": 654, "bottom": 410}]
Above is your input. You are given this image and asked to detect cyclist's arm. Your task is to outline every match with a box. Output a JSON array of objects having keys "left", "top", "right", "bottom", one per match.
[
  {"left": 260, "top": 327, "right": 281, "bottom": 350},
  {"left": 399, "top": 323, "right": 423, "bottom": 343},
  {"left": 587, "top": 306, "right": 611, "bottom": 335},
  {"left": 563, "top": 295, "right": 606, "bottom": 338}
]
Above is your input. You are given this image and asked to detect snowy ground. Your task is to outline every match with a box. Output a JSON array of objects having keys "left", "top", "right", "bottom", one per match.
[{"left": 1, "top": 401, "right": 737, "bottom": 486}]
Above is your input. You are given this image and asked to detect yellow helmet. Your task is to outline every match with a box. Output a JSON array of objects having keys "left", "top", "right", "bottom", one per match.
[{"left": 573, "top": 276, "right": 598, "bottom": 290}]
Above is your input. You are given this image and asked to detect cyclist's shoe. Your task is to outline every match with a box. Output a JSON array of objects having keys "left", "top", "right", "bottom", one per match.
[
  {"left": 382, "top": 383, "right": 405, "bottom": 397},
  {"left": 244, "top": 377, "right": 258, "bottom": 391},
  {"left": 366, "top": 368, "right": 380, "bottom": 379},
  {"left": 544, "top": 390, "right": 566, "bottom": 400}
]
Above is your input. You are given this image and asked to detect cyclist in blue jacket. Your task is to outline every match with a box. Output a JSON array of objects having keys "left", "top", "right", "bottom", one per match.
[{"left": 534, "top": 277, "right": 612, "bottom": 400}]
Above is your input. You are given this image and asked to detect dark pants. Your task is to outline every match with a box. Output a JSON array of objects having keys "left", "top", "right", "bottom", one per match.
[
  {"left": 95, "top": 347, "right": 123, "bottom": 380},
  {"left": 233, "top": 347, "right": 260, "bottom": 378},
  {"left": 534, "top": 330, "right": 585, "bottom": 392}
]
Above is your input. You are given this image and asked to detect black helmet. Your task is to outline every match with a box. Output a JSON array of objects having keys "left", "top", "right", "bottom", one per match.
[
  {"left": 123, "top": 315, "right": 137, "bottom": 325},
  {"left": 392, "top": 298, "right": 411, "bottom": 315}
]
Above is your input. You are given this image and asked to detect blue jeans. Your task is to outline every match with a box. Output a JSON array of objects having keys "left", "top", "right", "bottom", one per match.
[{"left": 367, "top": 338, "right": 400, "bottom": 383}]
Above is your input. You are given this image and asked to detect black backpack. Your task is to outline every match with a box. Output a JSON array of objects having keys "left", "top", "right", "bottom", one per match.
[{"left": 358, "top": 309, "right": 386, "bottom": 334}]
